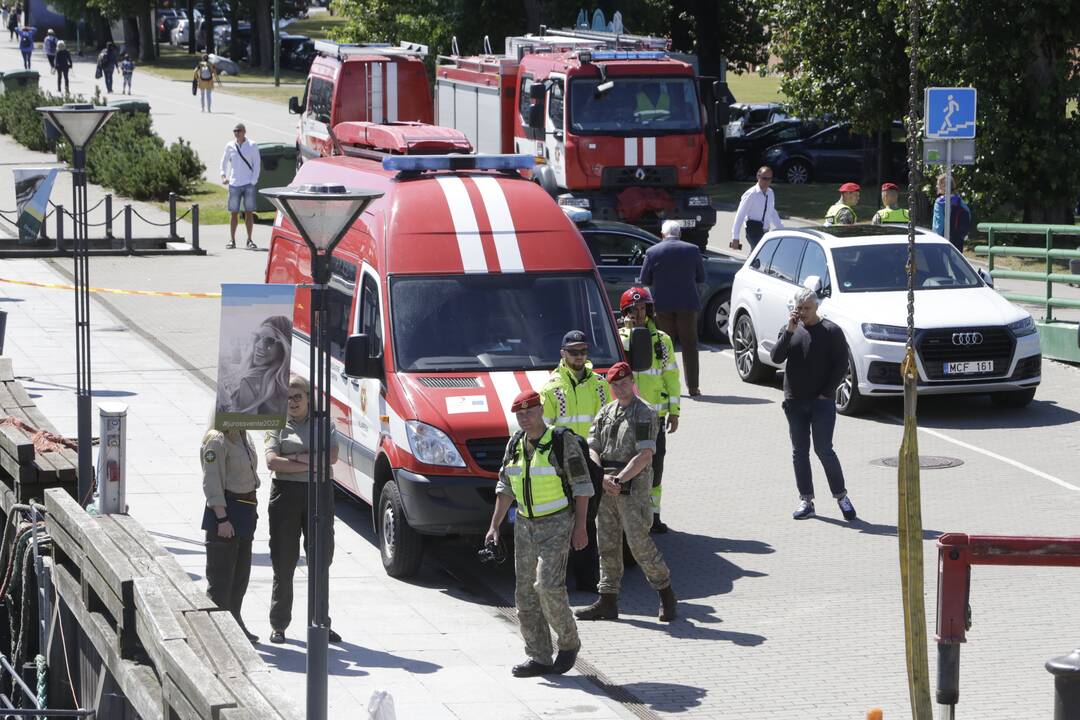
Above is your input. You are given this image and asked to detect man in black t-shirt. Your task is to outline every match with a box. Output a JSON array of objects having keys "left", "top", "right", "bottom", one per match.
[{"left": 770, "top": 287, "right": 857, "bottom": 522}]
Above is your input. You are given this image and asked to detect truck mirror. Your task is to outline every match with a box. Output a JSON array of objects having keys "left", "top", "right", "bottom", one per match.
[
  {"left": 595, "top": 80, "right": 614, "bottom": 95},
  {"left": 627, "top": 326, "right": 652, "bottom": 372},
  {"left": 344, "top": 333, "right": 381, "bottom": 379},
  {"left": 288, "top": 96, "right": 301, "bottom": 114}
]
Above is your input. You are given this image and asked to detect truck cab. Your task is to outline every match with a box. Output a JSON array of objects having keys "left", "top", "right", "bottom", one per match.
[{"left": 265, "top": 129, "right": 625, "bottom": 577}]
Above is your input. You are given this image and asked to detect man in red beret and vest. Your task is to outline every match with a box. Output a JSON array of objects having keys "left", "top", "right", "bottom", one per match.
[
  {"left": 872, "top": 182, "right": 910, "bottom": 225},
  {"left": 486, "top": 389, "right": 593, "bottom": 678},
  {"left": 576, "top": 362, "right": 677, "bottom": 623},
  {"left": 825, "top": 182, "right": 861, "bottom": 226}
]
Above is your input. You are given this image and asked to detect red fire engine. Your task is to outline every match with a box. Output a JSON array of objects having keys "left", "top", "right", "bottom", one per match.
[{"left": 435, "top": 27, "right": 716, "bottom": 242}]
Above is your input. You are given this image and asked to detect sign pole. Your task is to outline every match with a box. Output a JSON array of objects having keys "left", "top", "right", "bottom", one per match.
[{"left": 944, "top": 139, "right": 952, "bottom": 246}]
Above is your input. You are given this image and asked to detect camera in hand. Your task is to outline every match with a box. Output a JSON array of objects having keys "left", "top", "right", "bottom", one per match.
[{"left": 478, "top": 539, "right": 507, "bottom": 565}]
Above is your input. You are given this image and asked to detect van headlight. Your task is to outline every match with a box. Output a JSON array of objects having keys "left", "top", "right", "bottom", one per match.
[
  {"left": 1008, "top": 316, "right": 1036, "bottom": 337},
  {"left": 405, "top": 421, "right": 466, "bottom": 467},
  {"left": 861, "top": 323, "right": 908, "bottom": 342}
]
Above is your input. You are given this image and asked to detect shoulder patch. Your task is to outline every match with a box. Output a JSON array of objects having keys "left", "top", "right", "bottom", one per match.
[
  {"left": 635, "top": 420, "right": 652, "bottom": 442},
  {"left": 568, "top": 455, "right": 588, "bottom": 478},
  {"left": 203, "top": 449, "right": 217, "bottom": 464}
]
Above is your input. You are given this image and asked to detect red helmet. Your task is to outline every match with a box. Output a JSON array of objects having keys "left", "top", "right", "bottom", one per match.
[{"left": 620, "top": 286, "right": 654, "bottom": 312}]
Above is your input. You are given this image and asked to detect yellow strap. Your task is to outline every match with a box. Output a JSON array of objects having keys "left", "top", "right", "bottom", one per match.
[{"left": 0, "top": 276, "right": 221, "bottom": 299}]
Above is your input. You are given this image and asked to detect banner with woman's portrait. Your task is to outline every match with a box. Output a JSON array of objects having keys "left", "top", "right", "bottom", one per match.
[{"left": 215, "top": 284, "right": 296, "bottom": 430}]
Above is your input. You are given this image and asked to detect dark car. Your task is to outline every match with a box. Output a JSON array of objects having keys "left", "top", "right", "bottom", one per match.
[
  {"left": 761, "top": 121, "right": 908, "bottom": 185},
  {"left": 726, "top": 119, "right": 825, "bottom": 180},
  {"left": 566, "top": 210, "right": 743, "bottom": 341},
  {"left": 280, "top": 34, "right": 314, "bottom": 70}
]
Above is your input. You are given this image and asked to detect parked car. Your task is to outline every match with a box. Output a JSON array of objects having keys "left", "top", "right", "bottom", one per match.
[
  {"left": 564, "top": 208, "right": 742, "bottom": 341},
  {"left": 725, "top": 102, "right": 788, "bottom": 138},
  {"left": 727, "top": 224, "right": 1041, "bottom": 414},
  {"left": 761, "top": 121, "right": 908, "bottom": 185},
  {"left": 213, "top": 21, "right": 251, "bottom": 58},
  {"left": 156, "top": 8, "right": 186, "bottom": 43},
  {"left": 169, "top": 16, "right": 194, "bottom": 45},
  {"left": 726, "top": 119, "right": 825, "bottom": 180},
  {"left": 281, "top": 34, "right": 315, "bottom": 71}
]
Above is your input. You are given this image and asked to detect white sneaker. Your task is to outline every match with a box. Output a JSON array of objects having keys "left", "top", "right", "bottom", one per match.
[{"left": 792, "top": 499, "right": 815, "bottom": 520}]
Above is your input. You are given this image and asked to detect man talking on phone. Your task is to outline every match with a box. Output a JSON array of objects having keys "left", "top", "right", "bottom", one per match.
[{"left": 770, "top": 287, "right": 856, "bottom": 522}]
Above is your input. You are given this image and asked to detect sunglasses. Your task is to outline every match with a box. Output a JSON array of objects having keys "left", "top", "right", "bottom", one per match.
[{"left": 564, "top": 348, "right": 588, "bottom": 357}]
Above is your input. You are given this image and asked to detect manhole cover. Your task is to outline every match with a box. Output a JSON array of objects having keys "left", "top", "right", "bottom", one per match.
[{"left": 872, "top": 455, "right": 964, "bottom": 470}]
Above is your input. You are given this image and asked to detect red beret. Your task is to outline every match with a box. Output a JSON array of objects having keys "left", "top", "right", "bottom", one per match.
[
  {"left": 839, "top": 182, "right": 861, "bottom": 193},
  {"left": 510, "top": 390, "right": 541, "bottom": 413},
  {"left": 881, "top": 182, "right": 899, "bottom": 191},
  {"left": 606, "top": 361, "right": 632, "bottom": 383}
]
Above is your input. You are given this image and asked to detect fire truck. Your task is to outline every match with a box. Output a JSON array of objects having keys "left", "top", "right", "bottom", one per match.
[{"left": 434, "top": 27, "right": 716, "bottom": 242}]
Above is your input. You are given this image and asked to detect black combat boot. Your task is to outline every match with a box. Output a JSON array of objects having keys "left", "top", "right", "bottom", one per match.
[
  {"left": 574, "top": 593, "right": 619, "bottom": 621},
  {"left": 650, "top": 513, "right": 668, "bottom": 534},
  {"left": 512, "top": 659, "right": 552, "bottom": 678},
  {"left": 658, "top": 585, "right": 677, "bottom": 622},
  {"left": 549, "top": 648, "right": 578, "bottom": 675}
]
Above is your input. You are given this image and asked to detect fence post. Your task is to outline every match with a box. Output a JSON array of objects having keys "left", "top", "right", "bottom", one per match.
[
  {"left": 56, "top": 205, "right": 64, "bottom": 251},
  {"left": 169, "top": 192, "right": 178, "bottom": 240},
  {"left": 124, "top": 204, "right": 133, "bottom": 254},
  {"left": 191, "top": 204, "right": 200, "bottom": 253},
  {"left": 987, "top": 227, "right": 995, "bottom": 273},
  {"left": 105, "top": 194, "right": 113, "bottom": 240},
  {"left": 1047, "top": 648, "right": 1080, "bottom": 720}
]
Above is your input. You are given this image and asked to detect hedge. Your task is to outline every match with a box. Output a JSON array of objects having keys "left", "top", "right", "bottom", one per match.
[{"left": 0, "top": 86, "right": 204, "bottom": 201}]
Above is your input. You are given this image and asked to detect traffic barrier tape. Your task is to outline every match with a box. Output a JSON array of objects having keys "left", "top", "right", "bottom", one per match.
[{"left": 0, "top": 277, "right": 221, "bottom": 299}]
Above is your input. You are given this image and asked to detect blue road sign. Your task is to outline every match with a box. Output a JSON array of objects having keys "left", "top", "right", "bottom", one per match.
[{"left": 925, "top": 87, "right": 977, "bottom": 139}]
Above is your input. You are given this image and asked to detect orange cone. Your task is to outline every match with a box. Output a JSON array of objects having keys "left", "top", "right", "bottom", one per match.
[{"left": 866, "top": 710, "right": 884, "bottom": 720}]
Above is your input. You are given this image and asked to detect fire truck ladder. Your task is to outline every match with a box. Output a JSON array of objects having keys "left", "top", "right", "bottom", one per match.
[
  {"left": 542, "top": 25, "right": 669, "bottom": 51},
  {"left": 312, "top": 39, "right": 429, "bottom": 60}
]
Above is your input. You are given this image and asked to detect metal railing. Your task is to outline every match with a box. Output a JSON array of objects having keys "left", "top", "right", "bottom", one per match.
[{"left": 975, "top": 223, "right": 1080, "bottom": 321}]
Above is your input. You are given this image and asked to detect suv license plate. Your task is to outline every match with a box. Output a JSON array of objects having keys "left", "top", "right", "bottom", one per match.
[
  {"left": 674, "top": 218, "right": 697, "bottom": 228},
  {"left": 944, "top": 360, "right": 994, "bottom": 375}
]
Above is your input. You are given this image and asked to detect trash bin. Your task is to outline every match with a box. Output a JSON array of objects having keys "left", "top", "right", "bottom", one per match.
[
  {"left": 107, "top": 98, "right": 151, "bottom": 114},
  {"left": 255, "top": 143, "right": 298, "bottom": 213},
  {"left": 1, "top": 69, "right": 40, "bottom": 94}
]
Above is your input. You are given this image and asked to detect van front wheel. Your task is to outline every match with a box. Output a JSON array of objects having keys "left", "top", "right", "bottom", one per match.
[{"left": 378, "top": 482, "right": 424, "bottom": 577}]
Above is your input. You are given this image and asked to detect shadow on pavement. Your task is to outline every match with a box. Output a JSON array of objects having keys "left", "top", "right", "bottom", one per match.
[
  {"left": 617, "top": 681, "right": 708, "bottom": 713},
  {"left": 257, "top": 637, "right": 442, "bottom": 677},
  {"left": 812, "top": 515, "right": 942, "bottom": 540},
  {"left": 618, "top": 601, "right": 766, "bottom": 647},
  {"left": 687, "top": 394, "right": 774, "bottom": 405},
  {"left": 866, "top": 394, "right": 1080, "bottom": 430}
]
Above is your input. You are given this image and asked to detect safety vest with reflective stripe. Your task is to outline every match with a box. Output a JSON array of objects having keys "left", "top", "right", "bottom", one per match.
[
  {"left": 541, "top": 360, "right": 610, "bottom": 438},
  {"left": 619, "top": 322, "right": 680, "bottom": 418},
  {"left": 872, "top": 206, "right": 909, "bottom": 224},
  {"left": 503, "top": 427, "right": 568, "bottom": 518},
  {"left": 824, "top": 201, "right": 857, "bottom": 226}
]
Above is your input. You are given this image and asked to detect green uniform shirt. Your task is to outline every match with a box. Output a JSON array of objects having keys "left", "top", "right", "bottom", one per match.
[
  {"left": 201, "top": 431, "right": 260, "bottom": 508},
  {"left": 264, "top": 416, "right": 339, "bottom": 482},
  {"left": 589, "top": 397, "right": 659, "bottom": 485}
]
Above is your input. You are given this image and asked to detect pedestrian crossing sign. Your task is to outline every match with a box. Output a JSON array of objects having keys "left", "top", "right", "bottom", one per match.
[{"left": 925, "top": 87, "right": 976, "bottom": 139}]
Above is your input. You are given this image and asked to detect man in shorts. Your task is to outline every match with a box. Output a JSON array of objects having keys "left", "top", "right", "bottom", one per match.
[{"left": 219, "top": 123, "right": 262, "bottom": 249}]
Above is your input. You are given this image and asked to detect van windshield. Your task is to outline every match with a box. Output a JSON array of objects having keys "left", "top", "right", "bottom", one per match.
[
  {"left": 390, "top": 273, "right": 621, "bottom": 371},
  {"left": 569, "top": 76, "right": 701, "bottom": 135}
]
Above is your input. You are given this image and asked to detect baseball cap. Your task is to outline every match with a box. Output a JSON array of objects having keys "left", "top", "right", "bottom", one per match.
[
  {"left": 561, "top": 330, "right": 588, "bottom": 349},
  {"left": 510, "top": 390, "right": 542, "bottom": 413},
  {"left": 839, "top": 182, "right": 861, "bottom": 193},
  {"left": 881, "top": 182, "right": 899, "bottom": 191},
  {"left": 606, "top": 361, "right": 632, "bottom": 383}
]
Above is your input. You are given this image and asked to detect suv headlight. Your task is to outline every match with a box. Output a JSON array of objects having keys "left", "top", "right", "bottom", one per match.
[
  {"left": 1008, "top": 315, "right": 1036, "bottom": 337},
  {"left": 688, "top": 195, "right": 711, "bottom": 207},
  {"left": 405, "top": 421, "right": 466, "bottom": 467},
  {"left": 861, "top": 323, "right": 908, "bottom": 342}
]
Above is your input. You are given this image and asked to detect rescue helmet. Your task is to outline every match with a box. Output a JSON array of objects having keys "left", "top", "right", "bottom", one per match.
[{"left": 620, "top": 286, "right": 654, "bottom": 313}]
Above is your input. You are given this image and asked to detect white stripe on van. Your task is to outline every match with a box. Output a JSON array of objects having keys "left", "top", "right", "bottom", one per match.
[
  {"left": 643, "top": 137, "right": 656, "bottom": 166},
  {"left": 525, "top": 370, "right": 550, "bottom": 393},
  {"left": 472, "top": 176, "right": 524, "bottom": 273},
  {"left": 386, "top": 62, "right": 398, "bottom": 122},
  {"left": 489, "top": 372, "right": 524, "bottom": 434},
  {"left": 435, "top": 176, "right": 488, "bottom": 273},
  {"left": 624, "top": 137, "right": 638, "bottom": 165},
  {"left": 371, "top": 63, "right": 384, "bottom": 123}
]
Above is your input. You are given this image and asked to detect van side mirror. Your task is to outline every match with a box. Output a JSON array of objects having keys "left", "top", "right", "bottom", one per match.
[
  {"left": 627, "top": 326, "right": 652, "bottom": 372},
  {"left": 344, "top": 333, "right": 382, "bottom": 379},
  {"left": 288, "top": 96, "right": 301, "bottom": 114}
]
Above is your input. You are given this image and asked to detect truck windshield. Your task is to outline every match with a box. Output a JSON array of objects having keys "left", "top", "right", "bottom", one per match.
[
  {"left": 569, "top": 76, "right": 701, "bottom": 135},
  {"left": 390, "top": 273, "right": 621, "bottom": 371},
  {"left": 832, "top": 243, "right": 982, "bottom": 293}
]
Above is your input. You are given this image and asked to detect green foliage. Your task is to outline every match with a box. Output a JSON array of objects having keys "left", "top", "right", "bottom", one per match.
[{"left": 0, "top": 88, "right": 57, "bottom": 152}]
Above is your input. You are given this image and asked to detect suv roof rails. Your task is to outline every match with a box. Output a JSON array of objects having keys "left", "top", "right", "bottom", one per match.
[{"left": 313, "top": 39, "right": 429, "bottom": 60}]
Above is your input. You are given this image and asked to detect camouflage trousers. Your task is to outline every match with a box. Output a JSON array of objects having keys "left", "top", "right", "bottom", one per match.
[
  {"left": 513, "top": 509, "right": 580, "bottom": 664},
  {"left": 597, "top": 474, "right": 671, "bottom": 594}
]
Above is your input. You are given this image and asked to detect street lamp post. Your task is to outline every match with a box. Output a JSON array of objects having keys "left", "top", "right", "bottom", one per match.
[
  {"left": 37, "top": 103, "right": 115, "bottom": 506},
  {"left": 259, "top": 184, "right": 382, "bottom": 720}
]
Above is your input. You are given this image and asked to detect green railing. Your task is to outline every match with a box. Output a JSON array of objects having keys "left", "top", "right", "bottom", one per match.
[{"left": 975, "top": 223, "right": 1080, "bottom": 321}]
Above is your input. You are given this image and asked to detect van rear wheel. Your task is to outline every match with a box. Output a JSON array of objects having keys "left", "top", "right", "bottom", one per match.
[{"left": 378, "top": 482, "right": 423, "bottom": 577}]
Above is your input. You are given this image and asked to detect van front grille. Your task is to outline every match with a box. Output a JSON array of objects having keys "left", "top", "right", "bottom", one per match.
[{"left": 417, "top": 376, "right": 481, "bottom": 388}]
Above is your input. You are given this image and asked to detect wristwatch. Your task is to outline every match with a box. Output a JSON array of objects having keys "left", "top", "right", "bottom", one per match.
[{"left": 215, "top": 515, "right": 229, "bottom": 524}]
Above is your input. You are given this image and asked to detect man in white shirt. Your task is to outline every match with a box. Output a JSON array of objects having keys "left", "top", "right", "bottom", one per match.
[
  {"left": 730, "top": 166, "right": 783, "bottom": 251},
  {"left": 220, "top": 123, "right": 262, "bottom": 249}
]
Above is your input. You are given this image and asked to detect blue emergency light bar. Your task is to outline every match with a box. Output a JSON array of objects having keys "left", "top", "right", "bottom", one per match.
[
  {"left": 589, "top": 50, "right": 666, "bottom": 61},
  {"left": 381, "top": 154, "right": 536, "bottom": 173}
]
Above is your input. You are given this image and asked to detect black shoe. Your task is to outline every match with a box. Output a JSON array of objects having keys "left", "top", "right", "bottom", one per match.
[
  {"left": 269, "top": 630, "right": 285, "bottom": 644},
  {"left": 838, "top": 495, "right": 857, "bottom": 521},
  {"left": 511, "top": 659, "right": 552, "bottom": 678},
  {"left": 792, "top": 499, "right": 815, "bottom": 520},
  {"left": 240, "top": 626, "right": 259, "bottom": 644},
  {"left": 650, "top": 514, "right": 668, "bottom": 534},
  {"left": 246, "top": 238, "right": 257, "bottom": 250},
  {"left": 225, "top": 240, "right": 236, "bottom": 249},
  {"left": 328, "top": 628, "right": 342, "bottom": 643},
  {"left": 549, "top": 648, "right": 578, "bottom": 675}
]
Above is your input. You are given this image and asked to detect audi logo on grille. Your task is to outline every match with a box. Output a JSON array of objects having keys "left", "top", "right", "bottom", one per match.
[{"left": 952, "top": 332, "right": 984, "bottom": 346}]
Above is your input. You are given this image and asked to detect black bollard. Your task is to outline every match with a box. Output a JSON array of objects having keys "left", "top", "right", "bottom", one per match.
[
  {"left": 1047, "top": 648, "right": 1080, "bottom": 720},
  {"left": 124, "top": 204, "right": 133, "bottom": 253},
  {"left": 169, "top": 192, "right": 178, "bottom": 239},
  {"left": 191, "top": 204, "right": 200, "bottom": 252},
  {"left": 938, "top": 643, "right": 961, "bottom": 706},
  {"left": 0, "top": 310, "right": 6, "bottom": 355},
  {"left": 105, "top": 194, "right": 113, "bottom": 239}
]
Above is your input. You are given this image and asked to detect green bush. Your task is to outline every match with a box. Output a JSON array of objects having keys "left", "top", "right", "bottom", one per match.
[{"left": 0, "top": 89, "right": 205, "bottom": 201}]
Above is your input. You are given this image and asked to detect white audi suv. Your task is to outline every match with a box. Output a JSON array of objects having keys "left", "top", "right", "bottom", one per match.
[{"left": 727, "top": 225, "right": 1041, "bottom": 414}]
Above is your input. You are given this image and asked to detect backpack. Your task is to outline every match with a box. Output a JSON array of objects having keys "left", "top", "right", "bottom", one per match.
[
  {"left": 950, "top": 197, "right": 971, "bottom": 243},
  {"left": 200, "top": 64, "right": 212, "bottom": 80},
  {"left": 508, "top": 426, "right": 604, "bottom": 501}
]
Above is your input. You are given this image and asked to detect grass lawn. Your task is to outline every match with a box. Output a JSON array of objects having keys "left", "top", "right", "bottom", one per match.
[
  {"left": 142, "top": 44, "right": 308, "bottom": 85},
  {"left": 286, "top": 12, "right": 348, "bottom": 39},
  {"left": 708, "top": 181, "right": 891, "bottom": 223},
  {"left": 726, "top": 72, "right": 786, "bottom": 105},
  {"left": 158, "top": 180, "right": 275, "bottom": 225}
]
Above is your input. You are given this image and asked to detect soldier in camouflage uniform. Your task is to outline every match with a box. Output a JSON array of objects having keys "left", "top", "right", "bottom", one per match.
[
  {"left": 576, "top": 362, "right": 678, "bottom": 623},
  {"left": 486, "top": 389, "right": 593, "bottom": 677}
]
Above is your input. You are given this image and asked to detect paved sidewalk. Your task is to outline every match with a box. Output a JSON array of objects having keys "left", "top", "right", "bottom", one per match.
[{"left": 0, "top": 258, "right": 634, "bottom": 720}]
